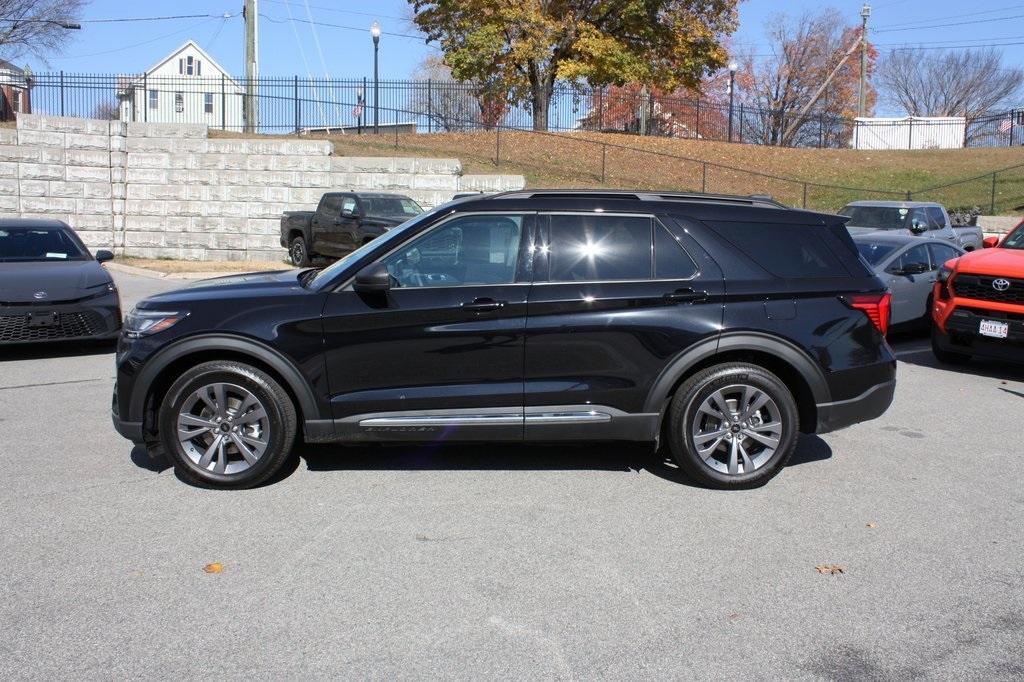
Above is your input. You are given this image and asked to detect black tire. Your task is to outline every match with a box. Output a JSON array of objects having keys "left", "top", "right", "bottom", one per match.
[
  {"left": 289, "top": 236, "right": 310, "bottom": 267},
  {"left": 158, "top": 361, "right": 298, "bottom": 489},
  {"left": 931, "top": 332, "right": 970, "bottom": 365},
  {"left": 667, "top": 363, "right": 799, "bottom": 489}
]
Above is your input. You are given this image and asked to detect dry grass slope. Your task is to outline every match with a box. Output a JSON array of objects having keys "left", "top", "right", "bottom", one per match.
[{"left": 212, "top": 129, "right": 1024, "bottom": 214}]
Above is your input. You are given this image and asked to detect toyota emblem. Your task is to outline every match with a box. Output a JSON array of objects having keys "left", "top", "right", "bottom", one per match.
[
  {"left": 993, "top": 278, "right": 1011, "bottom": 292},
  {"left": 32, "top": 291, "right": 47, "bottom": 300}
]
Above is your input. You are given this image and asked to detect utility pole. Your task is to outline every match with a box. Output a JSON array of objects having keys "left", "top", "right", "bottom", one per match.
[
  {"left": 858, "top": 3, "right": 870, "bottom": 118},
  {"left": 244, "top": 0, "right": 259, "bottom": 133}
]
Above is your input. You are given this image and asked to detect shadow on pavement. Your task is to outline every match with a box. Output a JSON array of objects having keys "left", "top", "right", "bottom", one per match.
[
  {"left": 130, "top": 431, "right": 832, "bottom": 490},
  {"left": 0, "top": 339, "right": 116, "bottom": 362}
]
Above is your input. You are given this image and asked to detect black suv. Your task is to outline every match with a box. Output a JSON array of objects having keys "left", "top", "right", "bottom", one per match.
[{"left": 113, "top": 191, "right": 896, "bottom": 489}]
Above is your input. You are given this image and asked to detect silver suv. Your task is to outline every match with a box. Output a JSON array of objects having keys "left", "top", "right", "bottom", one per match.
[{"left": 840, "top": 200, "right": 983, "bottom": 251}]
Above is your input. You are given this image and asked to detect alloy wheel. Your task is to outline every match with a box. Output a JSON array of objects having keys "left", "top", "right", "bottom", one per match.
[
  {"left": 690, "top": 383, "right": 783, "bottom": 476},
  {"left": 290, "top": 240, "right": 306, "bottom": 266},
  {"left": 176, "top": 382, "right": 270, "bottom": 475}
]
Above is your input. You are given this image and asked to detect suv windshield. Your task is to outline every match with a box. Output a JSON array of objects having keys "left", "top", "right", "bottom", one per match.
[
  {"left": 363, "top": 197, "right": 423, "bottom": 221},
  {"left": 1001, "top": 224, "right": 1024, "bottom": 249},
  {"left": 0, "top": 227, "right": 88, "bottom": 262},
  {"left": 839, "top": 205, "right": 916, "bottom": 230}
]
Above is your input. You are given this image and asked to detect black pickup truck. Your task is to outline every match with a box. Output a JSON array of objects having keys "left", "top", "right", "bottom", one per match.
[{"left": 280, "top": 191, "right": 424, "bottom": 266}]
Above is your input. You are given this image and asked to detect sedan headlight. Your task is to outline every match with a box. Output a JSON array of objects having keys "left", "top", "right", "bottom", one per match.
[{"left": 123, "top": 308, "right": 188, "bottom": 338}]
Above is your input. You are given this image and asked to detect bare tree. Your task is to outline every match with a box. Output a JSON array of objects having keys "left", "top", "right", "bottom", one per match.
[
  {"left": 878, "top": 48, "right": 1024, "bottom": 118},
  {"left": 0, "top": 0, "right": 85, "bottom": 60},
  {"left": 738, "top": 8, "right": 875, "bottom": 147},
  {"left": 408, "top": 55, "right": 481, "bottom": 132},
  {"left": 92, "top": 101, "right": 118, "bottom": 120}
]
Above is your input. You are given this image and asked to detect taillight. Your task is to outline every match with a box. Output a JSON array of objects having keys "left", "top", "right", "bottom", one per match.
[{"left": 847, "top": 292, "right": 891, "bottom": 336}]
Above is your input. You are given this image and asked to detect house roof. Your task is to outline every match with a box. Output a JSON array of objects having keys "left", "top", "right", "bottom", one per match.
[
  {"left": 122, "top": 40, "right": 240, "bottom": 87},
  {"left": 0, "top": 59, "right": 24, "bottom": 74}
]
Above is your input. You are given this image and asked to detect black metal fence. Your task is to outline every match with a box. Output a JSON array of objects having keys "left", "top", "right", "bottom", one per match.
[{"left": 16, "top": 72, "right": 1024, "bottom": 149}]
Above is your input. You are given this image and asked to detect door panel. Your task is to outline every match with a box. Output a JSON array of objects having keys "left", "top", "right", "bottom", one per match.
[
  {"left": 524, "top": 214, "right": 724, "bottom": 433},
  {"left": 321, "top": 213, "right": 534, "bottom": 441},
  {"left": 887, "top": 244, "right": 934, "bottom": 324}
]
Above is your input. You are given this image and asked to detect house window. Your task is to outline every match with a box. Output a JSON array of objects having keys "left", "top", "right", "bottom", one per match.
[
  {"left": 148, "top": 89, "right": 158, "bottom": 109},
  {"left": 12, "top": 90, "right": 21, "bottom": 113},
  {"left": 174, "top": 92, "right": 184, "bottom": 113},
  {"left": 204, "top": 92, "right": 214, "bottom": 114},
  {"left": 186, "top": 56, "right": 194, "bottom": 75}
]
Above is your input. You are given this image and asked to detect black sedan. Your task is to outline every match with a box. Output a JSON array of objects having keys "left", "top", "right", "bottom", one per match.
[{"left": 0, "top": 219, "right": 121, "bottom": 345}]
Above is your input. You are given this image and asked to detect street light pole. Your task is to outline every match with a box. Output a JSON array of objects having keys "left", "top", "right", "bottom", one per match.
[
  {"left": 858, "top": 3, "right": 870, "bottom": 118},
  {"left": 727, "top": 61, "right": 737, "bottom": 142},
  {"left": 371, "top": 21, "right": 381, "bottom": 134}
]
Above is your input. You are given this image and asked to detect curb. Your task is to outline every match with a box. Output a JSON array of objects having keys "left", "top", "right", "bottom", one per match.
[{"left": 105, "top": 262, "right": 262, "bottom": 281}]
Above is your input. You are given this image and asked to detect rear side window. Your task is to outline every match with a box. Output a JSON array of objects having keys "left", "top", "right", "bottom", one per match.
[
  {"left": 655, "top": 223, "right": 698, "bottom": 279},
  {"left": 707, "top": 221, "right": 848, "bottom": 278},
  {"left": 548, "top": 214, "right": 652, "bottom": 282},
  {"left": 321, "top": 195, "right": 342, "bottom": 215},
  {"left": 926, "top": 207, "right": 946, "bottom": 229}
]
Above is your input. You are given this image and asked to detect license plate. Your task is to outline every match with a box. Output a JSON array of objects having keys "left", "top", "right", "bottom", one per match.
[
  {"left": 979, "top": 319, "right": 1009, "bottom": 339},
  {"left": 27, "top": 312, "right": 58, "bottom": 328}
]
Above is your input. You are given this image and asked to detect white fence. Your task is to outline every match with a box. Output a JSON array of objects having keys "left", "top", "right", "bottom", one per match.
[{"left": 852, "top": 116, "right": 966, "bottom": 150}]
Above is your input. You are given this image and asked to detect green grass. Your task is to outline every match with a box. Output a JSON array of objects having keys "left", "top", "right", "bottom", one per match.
[{"left": 275, "top": 129, "right": 1024, "bottom": 214}]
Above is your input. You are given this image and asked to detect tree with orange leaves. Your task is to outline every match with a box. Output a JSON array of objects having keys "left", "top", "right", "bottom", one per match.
[{"left": 737, "top": 9, "right": 877, "bottom": 147}]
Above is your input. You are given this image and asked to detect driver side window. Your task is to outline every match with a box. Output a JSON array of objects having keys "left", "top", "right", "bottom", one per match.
[{"left": 382, "top": 214, "right": 524, "bottom": 288}]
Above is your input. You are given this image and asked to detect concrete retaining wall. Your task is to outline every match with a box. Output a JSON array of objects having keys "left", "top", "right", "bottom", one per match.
[{"left": 1, "top": 115, "right": 525, "bottom": 261}]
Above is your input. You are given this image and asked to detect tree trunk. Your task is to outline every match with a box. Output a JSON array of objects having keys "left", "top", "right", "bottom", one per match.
[{"left": 529, "top": 66, "right": 555, "bottom": 132}]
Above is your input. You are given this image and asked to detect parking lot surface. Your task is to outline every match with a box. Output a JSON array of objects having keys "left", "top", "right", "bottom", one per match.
[{"left": 2, "top": 271, "right": 1023, "bottom": 679}]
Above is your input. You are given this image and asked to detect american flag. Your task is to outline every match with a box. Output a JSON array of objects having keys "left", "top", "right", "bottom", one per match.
[
  {"left": 352, "top": 93, "right": 364, "bottom": 120},
  {"left": 999, "top": 118, "right": 1013, "bottom": 133}
]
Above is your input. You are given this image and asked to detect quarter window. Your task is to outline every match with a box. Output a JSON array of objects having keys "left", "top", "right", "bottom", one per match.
[
  {"left": 548, "top": 214, "right": 652, "bottom": 282},
  {"left": 383, "top": 214, "right": 524, "bottom": 288},
  {"left": 926, "top": 207, "right": 946, "bottom": 230},
  {"left": 708, "top": 221, "right": 847, "bottom": 278},
  {"left": 928, "top": 243, "right": 959, "bottom": 266},
  {"left": 655, "top": 223, "right": 698, "bottom": 279}
]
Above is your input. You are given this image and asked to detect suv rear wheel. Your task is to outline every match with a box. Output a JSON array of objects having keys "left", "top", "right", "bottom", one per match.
[
  {"left": 158, "top": 361, "right": 298, "bottom": 489},
  {"left": 668, "top": 363, "right": 798, "bottom": 489}
]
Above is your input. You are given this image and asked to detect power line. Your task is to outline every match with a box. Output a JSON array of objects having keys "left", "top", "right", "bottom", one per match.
[
  {"left": 873, "top": 12, "right": 1024, "bottom": 33},
  {"left": 260, "top": 0, "right": 406, "bottom": 22},
  {"left": 79, "top": 13, "right": 235, "bottom": 24},
  {"left": 48, "top": 17, "right": 219, "bottom": 59},
  {"left": 258, "top": 13, "right": 426, "bottom": 41},
  {"left": 875, "top": 3, "right": 1024, "bottom": 29}
]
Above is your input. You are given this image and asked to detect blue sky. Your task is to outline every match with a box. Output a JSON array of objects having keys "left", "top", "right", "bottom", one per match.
[{"left": 19, "top": 0, "right": 1024, "bottom": 100}]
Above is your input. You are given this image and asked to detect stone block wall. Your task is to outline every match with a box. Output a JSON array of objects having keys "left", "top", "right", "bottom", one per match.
[{"left": 0, "top": 114, "right": 525, "bottom": 261}]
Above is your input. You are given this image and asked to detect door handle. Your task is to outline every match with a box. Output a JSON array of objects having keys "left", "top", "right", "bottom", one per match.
[
  {"left": 462, "top": 297, "right": 506, "bottom": 312},
  {"left": 663, "top": 287, "right": 708, "bottom": 303}
]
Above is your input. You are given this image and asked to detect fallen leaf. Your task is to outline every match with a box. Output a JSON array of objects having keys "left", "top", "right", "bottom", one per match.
[
  {"left": 866, "top": 522, "right": 877, "bottom": 528},
  {"left": 727, "top": 613, "right": 742, "bottom": 621},
  {"left": 815, "top": 564, "right": 845, "bottom": 575},
  {"left": 203, "top": 562, "right": 224, "bottom": 574}
]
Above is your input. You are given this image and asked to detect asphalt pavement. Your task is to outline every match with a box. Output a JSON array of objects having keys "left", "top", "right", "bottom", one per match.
[{"left": 1, "top": 271, "right": 1023, "bottom": 679}]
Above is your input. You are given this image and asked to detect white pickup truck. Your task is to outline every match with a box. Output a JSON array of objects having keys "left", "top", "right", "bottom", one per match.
[{"left": 839, "top": 200, "right": 984, "bottom": 251}]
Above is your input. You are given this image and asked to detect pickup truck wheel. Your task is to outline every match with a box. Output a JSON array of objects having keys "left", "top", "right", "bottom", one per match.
[
  {"left": 289, "top": 236, "right": 310, "bottom": 267},
  {"left": 158, "top": 361, "right": 298, "bottom": 489},
  {"left": 668, "top": 363, "right": 798, "bottom": 489}
]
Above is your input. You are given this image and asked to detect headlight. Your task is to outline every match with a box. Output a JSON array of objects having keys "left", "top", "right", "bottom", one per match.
[{"left": 123, "top": 309, "right": 187, "bottom": 338}]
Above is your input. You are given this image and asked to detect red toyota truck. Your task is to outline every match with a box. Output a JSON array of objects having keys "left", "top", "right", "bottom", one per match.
[{"left": 932, "top": 218, "right": 1024, "bottom": 365}]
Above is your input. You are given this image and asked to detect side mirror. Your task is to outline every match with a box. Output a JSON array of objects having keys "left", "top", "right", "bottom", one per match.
[
  {"left": 983, "top": 236, "right": 1000, "bottom": 249},
  {"left": 909, "top": 221, "right": 928, "bottom": 235},
  {"left": 95, "top": 249, "right": 114, "bottom": 263},
  {"left": 353, "top": 262, "right": 390, "bottom": 293},
  {"left": 341, "top": 207, "right": 358, "bottom": 218}
]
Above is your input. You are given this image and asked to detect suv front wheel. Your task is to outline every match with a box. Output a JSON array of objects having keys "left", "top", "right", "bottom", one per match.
[
  {"left": 668, "top": 363, "right": 799, "bottom": 489},
  {"left": 158, "top": 361, "right": 298, "bottom": 489}
]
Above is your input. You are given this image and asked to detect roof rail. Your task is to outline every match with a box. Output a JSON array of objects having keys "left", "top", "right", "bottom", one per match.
[{"left": 484, "top": 188, "right": 789, "bottom": 209}]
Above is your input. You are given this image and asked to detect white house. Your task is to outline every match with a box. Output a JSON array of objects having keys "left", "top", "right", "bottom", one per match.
[
  {"left": 0, "top": 59, "right": 31, "bottom": 122},
  {"left": 117, "top": 40, "right": 244, "bottom": 130}
]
